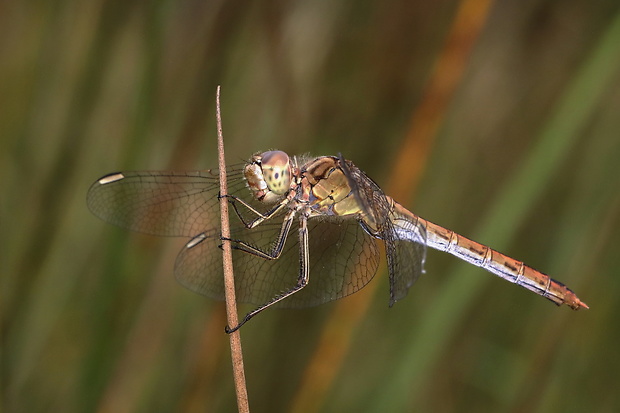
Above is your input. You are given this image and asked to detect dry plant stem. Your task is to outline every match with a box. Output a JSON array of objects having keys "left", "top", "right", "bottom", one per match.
[{"left": 216, "top": 86, "right": 250, "bottom": 412}]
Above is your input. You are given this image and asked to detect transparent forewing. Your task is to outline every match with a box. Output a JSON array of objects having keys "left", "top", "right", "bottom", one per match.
[
  {"left": 175, "top": 214, "right": 380, "bottom": 308},
  {"left": 86, "top": 165, "right": 248, "bottom": 237}
]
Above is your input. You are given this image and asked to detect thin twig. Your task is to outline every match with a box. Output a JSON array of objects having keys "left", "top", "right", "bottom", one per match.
[{"left": 216, "top": 85, "right": 250, "bottom": 412}]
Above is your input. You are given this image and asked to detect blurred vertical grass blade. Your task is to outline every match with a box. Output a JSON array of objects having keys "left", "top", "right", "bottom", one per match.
[
  {"left": 371, "top": 8, "right": 620, "bottom": 411},
  {"left": 513, "top": 186, "right": 620, "bottom": 410},
  {"left": 5, "top": 1, "right": 135, "bottom": 404},
  {"left": 388, "top": 0, "right": 495, "bottom": 200},
  {"left": 83, "top": 8, "right": 168, "bottom": 412},
  {"left": 547, "top": 195, "right": 620, "bottom": 410},
  {"left": 288, "top": 2, "right": 494, "bottom": 412},
  {"left": 10, "top": 0, "right": 132, "bottom": 317},
  {"left": 504, "top": 85, "right": 620, "bottom": 410}
]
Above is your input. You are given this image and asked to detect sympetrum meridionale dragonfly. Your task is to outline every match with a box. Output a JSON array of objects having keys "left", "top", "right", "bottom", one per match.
[{"left": 87, "top": 150, "right": 588, "bottom": 332}]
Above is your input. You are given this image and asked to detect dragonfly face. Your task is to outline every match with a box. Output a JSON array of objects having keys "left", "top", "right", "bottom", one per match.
[
  {"left": 244, "top": 150, "right": 293, "bottom": 203},
  {"left": 87, "top": 149, "right": 586, "bottom": 333}
]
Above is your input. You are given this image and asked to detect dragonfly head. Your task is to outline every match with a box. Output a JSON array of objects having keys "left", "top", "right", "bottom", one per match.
[{"left": 245, "top": 150, "right": 292, "bottom": 202}]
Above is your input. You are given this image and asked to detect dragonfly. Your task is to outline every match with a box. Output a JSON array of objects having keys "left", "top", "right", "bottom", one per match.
[{"left": 87, "top": 150, "right": 588, "bottom": 332}]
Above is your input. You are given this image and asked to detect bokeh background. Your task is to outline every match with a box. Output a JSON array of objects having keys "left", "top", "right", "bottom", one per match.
[{"left": 3, "top": 1, "right": 620, "bottom": 412}]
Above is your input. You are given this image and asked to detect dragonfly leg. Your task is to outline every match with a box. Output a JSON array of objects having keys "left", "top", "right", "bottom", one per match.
[
  {"left": 225, "top": 194, "right": 291, "bottom": 229},
  {"left": 221, "top": 209, "right": 295, "bottom": 260},
  {"left": 225, "top": 214, "right": 310, "bottom": 333}
]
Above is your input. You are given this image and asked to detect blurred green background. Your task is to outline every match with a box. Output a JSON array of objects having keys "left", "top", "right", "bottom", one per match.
[{"left": 3, "top": 0, "right": 620, "bottom": 412}]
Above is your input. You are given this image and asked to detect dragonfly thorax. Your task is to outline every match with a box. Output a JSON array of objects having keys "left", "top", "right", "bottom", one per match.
[{"left": 244, "top": 150, "right": 293, "bottom": 203}]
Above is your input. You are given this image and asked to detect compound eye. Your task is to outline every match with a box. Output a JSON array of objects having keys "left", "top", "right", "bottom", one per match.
[{"left": 260, "top": 151, "right": 291, "bottom": 195}]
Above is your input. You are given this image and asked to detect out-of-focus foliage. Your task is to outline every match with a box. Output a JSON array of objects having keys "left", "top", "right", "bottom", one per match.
[{"left": 3, "top": 1, "right": 619, "bottom": 412}]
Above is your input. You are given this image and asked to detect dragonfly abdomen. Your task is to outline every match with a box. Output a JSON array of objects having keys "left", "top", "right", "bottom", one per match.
[{"left": 417, "top": 217, "right": 588, "bottom": 310}]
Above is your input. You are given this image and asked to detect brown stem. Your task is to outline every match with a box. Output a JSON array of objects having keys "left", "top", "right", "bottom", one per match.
[{"left": 216, "top": 85, "right": 250, "bottom": 412}]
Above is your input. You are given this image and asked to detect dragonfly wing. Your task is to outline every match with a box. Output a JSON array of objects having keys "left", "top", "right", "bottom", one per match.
[
  {"left": 175, "top": 213, "right": 294, "bottom": 303},
  {"left": 174, "top": 231, "right": 225, "bottom": 299},
  {"left": 86, "top": 166, "right": 247, "bottom": 237},
  {"left": 385, "top": 216, "right": 427, "bottom": 306},
  {"left": 174, "top": 214, "right": 380, "bottom": 308},
  {"left": 281, "top": 216, "right": 380, "bottom": 308},
  {"left": 338, "top": 154, "right": 427, "bottom": 305}
]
